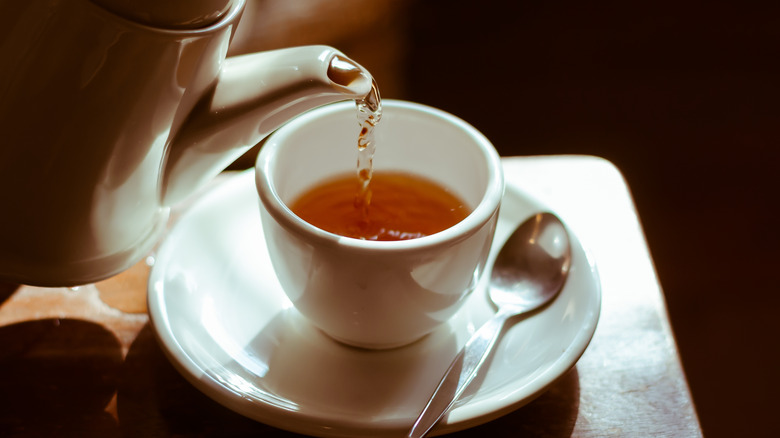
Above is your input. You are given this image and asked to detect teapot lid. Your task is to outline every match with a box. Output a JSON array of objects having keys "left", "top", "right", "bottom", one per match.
[{"left": 90, "top": 0, "right": 236, "bottom": 29}]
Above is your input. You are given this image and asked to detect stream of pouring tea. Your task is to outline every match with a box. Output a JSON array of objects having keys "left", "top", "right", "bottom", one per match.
[
  {"left": 354, "top": 78, "right": 382, "bottom": 216},
  {"left": 289, "top": 80, "right": 469, "bottom": 241}
]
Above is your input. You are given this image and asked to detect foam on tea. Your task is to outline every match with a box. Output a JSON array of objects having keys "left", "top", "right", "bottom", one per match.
[{"left": 290, "top": 171, "right": 469, "bottom": 241}]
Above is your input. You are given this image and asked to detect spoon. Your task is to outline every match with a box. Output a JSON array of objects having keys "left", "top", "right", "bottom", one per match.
[{"left": 408, "top": 212, "right": 572, "bottom": 438}]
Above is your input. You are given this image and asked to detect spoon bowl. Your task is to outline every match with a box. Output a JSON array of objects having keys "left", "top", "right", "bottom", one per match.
[
  {"left": 408, "top": 212, "right": 572, "bottom": 438},
  {"left": 490, "top": 212, "right": 571, "bottom": 311}
]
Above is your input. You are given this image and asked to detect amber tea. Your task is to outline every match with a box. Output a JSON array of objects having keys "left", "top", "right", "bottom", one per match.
[
  {"left": 291, "top": 79, "right": 470, "bottom": 240},
  {"left": 290, "top": 171, "right": 469, "bottom": 241}
]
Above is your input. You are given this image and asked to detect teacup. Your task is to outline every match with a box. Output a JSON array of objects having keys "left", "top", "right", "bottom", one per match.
[{"left": 255, "top": 100, "right": 504, "bottom": 349}]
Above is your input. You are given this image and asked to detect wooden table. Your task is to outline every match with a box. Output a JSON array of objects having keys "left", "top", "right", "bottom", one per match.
[{"left": 0, "top": 156, "right": 701, "bottom": 436}]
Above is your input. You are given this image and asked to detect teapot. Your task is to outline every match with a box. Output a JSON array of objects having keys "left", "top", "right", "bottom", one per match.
[{"left": 0, "top": 0, "right": 373, "bottom": 286}]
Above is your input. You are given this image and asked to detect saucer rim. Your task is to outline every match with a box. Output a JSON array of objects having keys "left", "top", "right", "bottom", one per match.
[{"left": 147, "top": 168, "right": 601, "bottom": 437}]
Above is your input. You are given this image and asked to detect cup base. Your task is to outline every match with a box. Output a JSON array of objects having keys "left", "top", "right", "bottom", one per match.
[{"left": 325, "top": 330, "right": 430, "bottom": 350}]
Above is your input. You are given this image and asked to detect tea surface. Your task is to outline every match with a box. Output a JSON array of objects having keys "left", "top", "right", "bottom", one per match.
[{"left": 290, "top": 172, "right": 469, "bottom": 241}]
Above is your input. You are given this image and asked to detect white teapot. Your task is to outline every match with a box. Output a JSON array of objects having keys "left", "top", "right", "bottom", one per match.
[{"left": 0, "top": 0, "right": 373, "bottom": 286}]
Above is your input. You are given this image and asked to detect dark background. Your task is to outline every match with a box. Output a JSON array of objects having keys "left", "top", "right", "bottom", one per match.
[
  {"left": 1, "top": 1, "right": 776, "bottom": 436},
  {"left": 401, "top": 1, "right": 778, "bottom": 437}
]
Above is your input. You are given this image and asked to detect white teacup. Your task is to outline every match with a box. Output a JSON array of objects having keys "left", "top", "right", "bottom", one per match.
[{"left": 255, "top": 100, "right": 504, "bottom": 349}]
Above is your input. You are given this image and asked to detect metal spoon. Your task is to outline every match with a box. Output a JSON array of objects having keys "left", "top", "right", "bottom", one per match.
[{"left": 408, "top": 212, "right": 572, "bottom": 437}]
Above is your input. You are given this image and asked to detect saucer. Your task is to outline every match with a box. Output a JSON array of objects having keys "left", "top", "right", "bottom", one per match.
[{"left": 147, "top": 168, "right": 601, "bottom": 437}]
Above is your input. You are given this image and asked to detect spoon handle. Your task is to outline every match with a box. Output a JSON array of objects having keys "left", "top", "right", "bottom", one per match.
[{"left": 407, "top": 308, "right": 513, "bottom": 438}]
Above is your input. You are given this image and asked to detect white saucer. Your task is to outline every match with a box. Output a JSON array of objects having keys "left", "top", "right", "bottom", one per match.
[{"left": 147, "top": 168, "right": 601, "bottom": 437}]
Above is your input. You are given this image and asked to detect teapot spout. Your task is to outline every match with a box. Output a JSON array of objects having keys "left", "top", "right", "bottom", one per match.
[{"left": 161, "top": 45, "right": 373, "bottom": 205}]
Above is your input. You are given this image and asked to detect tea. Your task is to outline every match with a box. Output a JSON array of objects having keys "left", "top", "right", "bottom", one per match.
[
  {"left": 290, "top": 171, "right": 469, "bottom": 241},
  {"left": 290, "top": 79, "right": 468, "bottom": 241}
]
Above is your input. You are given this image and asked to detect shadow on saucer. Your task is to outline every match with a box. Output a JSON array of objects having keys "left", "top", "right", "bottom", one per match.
[
  {"left": 236, "top": 309, "right": 462, "bottom": 421},
  {"left": 0, "top": 318, "right": 123, "bottom": 437},
  {"left": 118, "top": 316, "right": 578, "bottom": 437},
  {"left": 117, "top": 323, "right": 302, "bottom": 437},
  {"left": 443, "top": 367, "right": 580, "bottom": 437},
  {"left": 117, "top": 310, "right": 461, "bottom": 436}
]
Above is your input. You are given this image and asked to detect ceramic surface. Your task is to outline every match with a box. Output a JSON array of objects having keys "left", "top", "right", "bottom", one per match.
[
  {"left": 0, "top": 0, "right": 370, "bottom": 286},
  {"left": 256, "top": 100, "right": 504, "bottom": 349},
  {"left": 148, "top": 168, "right": 601, "bottom": 437}
]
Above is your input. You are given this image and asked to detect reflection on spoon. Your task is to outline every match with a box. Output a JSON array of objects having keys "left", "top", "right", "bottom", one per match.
[{"left": 408, "top": 212, "right": 572, "bottom": 437}]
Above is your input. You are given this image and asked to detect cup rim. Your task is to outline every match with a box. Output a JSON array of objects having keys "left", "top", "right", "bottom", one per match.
[{"left": 255, "top": 99, "right": 504, "bottom": 253}]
